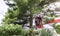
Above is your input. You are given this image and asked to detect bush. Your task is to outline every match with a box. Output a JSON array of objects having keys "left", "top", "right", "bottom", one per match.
[
  {"left": 0, "top": 24, "right": 30, "bottom": 36},
  {"left": 33, "top": 29, "right": 53, "bottom": 36},
  {"left": 0, "top": 24, "right": 53, "bottom": 36},
  {"left": 40, "top": 29, "right": 53, "bottom": 36},
  {"left": 0, "top": 24, "right": 22, "bottom": 36},
  {"left": 55, "top": 25, "right": 60, "bottom": 34}
]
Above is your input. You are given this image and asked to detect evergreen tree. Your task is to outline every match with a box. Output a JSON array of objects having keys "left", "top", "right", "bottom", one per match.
[
  {"left": 3, "top": 0, "right": 46, "bottom": 25},
  {"left": 3, "top": 0, "right": 57, "bottom": 36}
]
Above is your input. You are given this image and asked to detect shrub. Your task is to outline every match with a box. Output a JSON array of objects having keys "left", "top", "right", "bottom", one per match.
[
  {"left": 0, "top": 24, "right": 23, "bottom": 36},
  {"left": 0, "top": 24, "right": 53, "bottom": 36},
  {"left": 33, "top": 29, "right": 53, "bottom": 36},
  {"left": 40, "top": 29, "right": 53, "bottom": 36},
  {"left": 55, "top": 25, "right": 60, "bottom": 34}
]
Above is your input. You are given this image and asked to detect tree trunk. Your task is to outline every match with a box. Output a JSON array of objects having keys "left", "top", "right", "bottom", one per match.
[
  {"left": 29, "top": 7, "right": 33, "bottom": 36},
  {"left": 29, "top": 14, "right": 33, "bottom": 36}
]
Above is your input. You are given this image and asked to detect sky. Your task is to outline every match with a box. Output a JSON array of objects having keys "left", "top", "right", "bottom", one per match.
[{"left": 0, "top": 0, "right": 8, "bottom": 24}]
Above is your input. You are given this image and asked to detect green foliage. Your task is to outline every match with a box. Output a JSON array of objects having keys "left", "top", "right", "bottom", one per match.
[
  {"left": 0, "top": 24, "right": 30, "bottom": 36},
  {"left": 54, "top": 25, "right": 60, "bottom": 34},
  {"left": 44, "top": 14, "right": 55, "bottom": 23},
  {"left": 3, "top": 9, "right": 17, "bottom": 24},
  {"left": 3, "top": 0, "right": 46, "bottom": 24},
  {"left": 3, "top": 0, "right": 57, "bottom": 24},
  {"left": 33, "top": 29, "right": 53, "bottom": 36},
  {"left": 0, "top": 24, "right": 22, "bottom": 36},
  {"left": 3, "top": 0, "right": 58, "bottom": 36},
  {"left": 40, "top": 29, "right": 53, "bottom": 36},
  {"left": 0, "top": 24, "right": 53, "bottom": 36}
]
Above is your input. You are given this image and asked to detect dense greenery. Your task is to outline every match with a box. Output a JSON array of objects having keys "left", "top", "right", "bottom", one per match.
[
  {"left": 3, "top": 0, "right": 44, "bottom": 24},
  {"left": 0, "top": 24, "right": 30, "bottom": 36},
  {"left": 3, "top": 0, "right": 58, "bottom": 36},
  {"left": 0, "top": 24, "right": 53, "bottom": 36},
  {"left": 0, "top": 24, "right": 22, "bottom": 36},
  {"left": 3, "top": 0, "right": 48, "bottom": 36},
  {"left": 54, "top": 25, "right": 60, "bottom": 34},
  {"left": 3, "top": 0, "right": 57, "bottom": 25}
]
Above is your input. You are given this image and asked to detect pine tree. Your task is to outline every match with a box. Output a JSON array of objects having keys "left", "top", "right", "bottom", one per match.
[
  {"left": 3, "top": 0, "right": 46, "bottom": 25},
  {"left": 3, "top": 0, "right": 57, "bottom": 36}
]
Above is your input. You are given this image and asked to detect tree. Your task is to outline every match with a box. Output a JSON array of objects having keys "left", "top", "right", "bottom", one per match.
[
  {"left": 3, "top": 0, "right": 57, "bottom": 36},
  {"left": 3, "top": 0, "right": 45, "bottom": 25}
]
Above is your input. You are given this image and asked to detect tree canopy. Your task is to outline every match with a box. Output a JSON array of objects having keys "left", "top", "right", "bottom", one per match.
[{"left": 3, "top": 0, "right": 58, "bottom": 36}]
